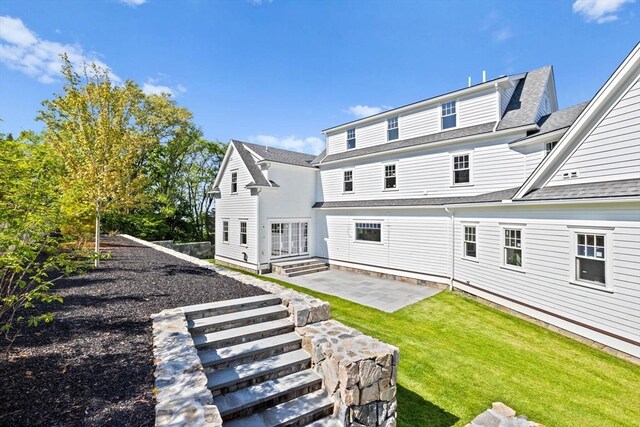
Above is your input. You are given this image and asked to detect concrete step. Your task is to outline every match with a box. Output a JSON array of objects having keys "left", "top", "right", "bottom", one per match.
[
  {"left": 213, "top": 369, "right": 323, "bottom": 420},
  {"left": 181, "top": 295, "right": 281, "bottom": 320},
  {"left": 207, "top": 349, "right": 311, "bottom": 395},
  {"left": 192, "top": 319, "right": 294, "bottom": 350},
  {"left": 282, "top": 262, "right": 327, "bottom": 274},
  {"left": 188, "top": 305, "right": 289, "bottom": 335},
  {"left": 199, "top": 332, "right": 302, "bottom": 370},
  {"left": 223, "top": 389, "right": 334, "bottom": 427},
  {"left": 286, "top": 266, "right": 329, "bottom": 277}
]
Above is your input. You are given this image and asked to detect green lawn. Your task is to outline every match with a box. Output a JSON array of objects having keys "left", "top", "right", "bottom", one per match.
[{"left": 216, "top": 264, "right": 640, "bottom": 426}]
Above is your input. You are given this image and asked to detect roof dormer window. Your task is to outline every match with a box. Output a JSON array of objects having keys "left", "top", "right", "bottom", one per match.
[
  {"left": 442, "top": 101, "right": 457, "bottom": 130},
  {"left": 387, "top": 117, "right": 399, "bottom": 141}
]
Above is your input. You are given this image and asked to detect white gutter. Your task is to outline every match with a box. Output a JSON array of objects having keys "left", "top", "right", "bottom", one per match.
[{"left": 444, "top": 207, "right": 455, "bottom": 291}]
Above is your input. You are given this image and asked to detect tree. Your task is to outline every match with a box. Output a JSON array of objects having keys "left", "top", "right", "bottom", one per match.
[
  {"left": 0, "top": 132, "right": 82, "bottom": 344},
  {"left": 38, "top": 55, "right": 155, "bottom": 266}
]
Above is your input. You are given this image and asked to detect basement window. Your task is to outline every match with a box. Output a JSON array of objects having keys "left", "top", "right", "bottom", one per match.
[{"left": 355, "top": 222, "right": 382, "bottom": 243}]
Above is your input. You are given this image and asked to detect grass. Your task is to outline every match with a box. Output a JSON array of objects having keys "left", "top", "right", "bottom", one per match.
[{"left": 214, "top": 263, "right": 640, "bottom": 427}]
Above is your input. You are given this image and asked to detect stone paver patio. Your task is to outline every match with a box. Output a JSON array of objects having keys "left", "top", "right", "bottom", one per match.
[{"left": 266, "top": 268, "right": 441, "bottom": 312}]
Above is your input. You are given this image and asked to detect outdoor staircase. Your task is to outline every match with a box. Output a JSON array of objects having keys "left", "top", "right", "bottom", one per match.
[
  {"left": 185, "top": 294, "right": 335, "bottom": 426},
  {"left": 272, "top": 259, "right": 329, "bottom": 278}
]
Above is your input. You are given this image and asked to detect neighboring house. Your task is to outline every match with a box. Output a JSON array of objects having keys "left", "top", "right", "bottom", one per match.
[{"left": 212, "top": 44, "right": 640, "bottom": 358}]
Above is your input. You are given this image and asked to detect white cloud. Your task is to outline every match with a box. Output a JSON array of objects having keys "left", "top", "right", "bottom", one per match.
[
  {"left": 120, "top": 0, "right": 147, "bottom": 6},
  {"left": 248, "top": 0, "right": 273, "bottom": 5},
  {"left": 345, "top": 105, "right": 386, "bottom": 118},
  {"left": 573, "top": 0, "right": 635, "bottom": 23},
  {"left": 0, "top": 15, "right": 119, "bottom": 84},
  {"left": 142, "top": 82, "right": 174, "bottom": 96},
  {"left": 248, "top": 135, "right": 324, "bottom": 155},
  {"left": 480, "top": 11, "right": 512, "bottom": 43},
  {"left": 492, "top": 28, "right": 512, "bottom": 43}
]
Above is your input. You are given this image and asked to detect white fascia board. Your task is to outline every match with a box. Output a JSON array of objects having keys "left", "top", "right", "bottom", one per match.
[
  {"left": 243, "top": 145, "right": 265, "bottom": 162},
  {"left": 322, "top": 76, "right": 512, "bottom": 134},
  {"left": 508, "top": 128, "right": 567, "bottom": 147},
  {"left": 317, "top": 124, "right": 537, "bottom": 167},
  {"left": 513, "top": 43, "right": 640, "bottom": 200}
]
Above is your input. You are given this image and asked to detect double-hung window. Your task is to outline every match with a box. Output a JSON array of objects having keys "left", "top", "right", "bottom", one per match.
[
  {"left": 387, "top": 117, "right": 399, "bottom": 141},
  {"left": 355, "top": 222, "right": 382, "bottom": 242},
  {"left": 575, "top": 232, "right": 607, "bottom": 287},
  {"left": 441, "top": 101, "right": 457, "bottom": 129},
  {"left": 231, "top": 171, "right": 238, "bottom": 194},
  {"left": 222, "top": 220, "right": 229, "bottom": 243},
  {"left": 347, "top": 128, "right": 356, "bottom": 150},
  {"left": 384, "top": 164, "right": 396, "bottom": 190},
  {"left": 503, "top": 228, "right": 523, "bottom": 268},
  {"left": 463, "top": 226, "right": 477, "bottom": 259},
  {"left": 240, "top": 221, "right": 247, "bottom": 246},
  {"left": 545, "top": 141, "right": 558, "bottom": 156},
  {"left": 343, "top": 170, "right": 354, "bottom": 193},
  {"left": 452, "top": 154, "right": 471, "bottom": 185}
]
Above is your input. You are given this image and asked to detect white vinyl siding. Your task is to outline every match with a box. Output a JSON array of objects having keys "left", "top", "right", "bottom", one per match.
[
  {"left": 453, "top": 203, "right": 640, "bottom": 356},
  {"left": 458, "top": 90, "right": 499, "bottom": 128},
  {"left": 398, "top": 106, "right": 440, "bottom": 140},
  {"left": 550, "top": 78, "right": 640, "bottom": 185}
]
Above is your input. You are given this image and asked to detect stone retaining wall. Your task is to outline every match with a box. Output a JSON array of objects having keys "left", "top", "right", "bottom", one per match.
[
  {"left": 297, "top": 320, "right": 399, "bottom": 426},
  {"left": 151, "top": 240, "right": 213, "bottom": 259}
]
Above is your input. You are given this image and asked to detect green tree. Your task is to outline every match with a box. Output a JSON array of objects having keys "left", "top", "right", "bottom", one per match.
[{"left": 38, "top": 55, "right": 155, "bottom": 266}]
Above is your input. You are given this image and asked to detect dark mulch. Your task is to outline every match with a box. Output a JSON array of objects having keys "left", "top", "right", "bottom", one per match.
[{"left": 0, "top": 236, "right": 266, "bottom": 427}]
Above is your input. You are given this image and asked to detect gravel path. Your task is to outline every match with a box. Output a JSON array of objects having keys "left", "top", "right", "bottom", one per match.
[{"left": 0, "top": 236, "right": 266, "bottom": 427}]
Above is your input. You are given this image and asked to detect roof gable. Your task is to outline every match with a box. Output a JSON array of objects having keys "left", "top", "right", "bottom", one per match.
[{"left": 497, "top": 66, "right": 554, "bottom": 131}]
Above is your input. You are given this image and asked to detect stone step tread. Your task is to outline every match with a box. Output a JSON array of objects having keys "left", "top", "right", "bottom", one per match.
[
  {"left": 198, "top": 332, "right": 301, "bottom": 367},
  {"left": 188, "top": 305, "right": 288, "bottom": 331},
  {"left": 206, "top": 349, "right": 311, "bottom": 391},
  {"left": 223, "top": 390, "right": 334, "bottom": 427},
  {"left": 306, "top": 416, "right": 343, "bottom": 427},
  {"left": 286, "top": 266, "right": 329, "bottom": 277},
  {"left": 271, "top": 258, "right": 325, "bottom": 268},
  {"left": 192, "top": 319, "right": 294, "bottom": 349},
  {"left": 181, "top": 295, "right": 281, "bottom": 317},
  {"left": 213, "top": 369, "right": 322, "bottom": 417},
  {"left": 282, "top": 263, "right": 328, "bottom": 273}
]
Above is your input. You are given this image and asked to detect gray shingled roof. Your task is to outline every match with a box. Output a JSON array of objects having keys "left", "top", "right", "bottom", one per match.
[
  {"left": 496, "top": 66, "right": 553, "bottom": 131},
  {"left": 313, "top": 122, "right": 496, "bottom": 165},
  {"left": 520, "top": 178, "right": 640, "bottom": 201},
  {"left": 312, "top": 187, "right": 519, "bottom": 208},
  {"left": 236, "top": 140, "right": 317, "bottom": 168},
  {"left": 233, "top": 141, "right": 271, "bottom": 187},
  {"left": 535, "top": 101, "right": 589, "bottom": 134}
]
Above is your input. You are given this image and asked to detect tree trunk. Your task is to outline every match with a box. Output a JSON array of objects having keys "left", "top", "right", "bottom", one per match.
[{"left": 94, "top": 207, "right": 101, "bottom": 268}]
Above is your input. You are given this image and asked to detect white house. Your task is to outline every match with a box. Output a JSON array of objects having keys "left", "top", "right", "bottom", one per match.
[{"left": 212, "top": 44, "right": 640, "bottom": 359}]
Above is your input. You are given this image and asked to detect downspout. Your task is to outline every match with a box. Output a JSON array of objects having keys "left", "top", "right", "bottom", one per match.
[
  {"left": 256, "top": 188, "right": 261, "bottom": 274},
  {"left": 444, "top": 207, "right": 455, "bottom": 291},
  {"left": 492, "top": 82, "right": 501, "bottom": 132}
]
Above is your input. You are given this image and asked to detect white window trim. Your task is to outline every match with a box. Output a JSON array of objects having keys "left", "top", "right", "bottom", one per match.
[
  {"left": 441, "top": 100, "right": 458, "bottom": 131},
  {"left": 569, "top": 228, "right": 614, "bottom": 292},
  {"left": 230, "top": 170, "right": 239, "bottom": 195},
  {"left": 343, "top": 169, "right": 354, "bottom": 194},
  {"left": 239, "top": 220, "right": 248, "bottom": 247},
  {"left": 450, "top": 151, "right": 473, "bottom": 187},
  {"left": 500, "top": 225, "right": 525, "bottom": 272},
  {"left": 346, "top": 128, "right": 356, "bottom": 150},
  {"left": 387, "top": 116, "right": 399, "bottom": 142},
  {"left": 382, "top": 162, "right": 398, "bottom": 192},
  {"left": 222, "top": 219, "right": 229, "bottom": 244},
  {"left": 268, "top": 218, "right": 311, "bottom": 259},
  {"left": 461, "top": 224, "right": 478, "bottom": 262},
  {"left": 353, "top": 220, "right": 384, "bottom": 245}
]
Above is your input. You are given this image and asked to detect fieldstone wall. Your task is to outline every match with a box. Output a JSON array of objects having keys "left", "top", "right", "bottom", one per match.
[
  {"left": 151, "top": 240, "right": 213, "bottom": 259},
  {"left": 151, "top": 308, "right": 222, "bottom": 427},
  {"left": 466, "top": 402, "right": 545, "bottom": 427},
  {"left": 297, "top": 320, "right": 399, "bottom": 427}
]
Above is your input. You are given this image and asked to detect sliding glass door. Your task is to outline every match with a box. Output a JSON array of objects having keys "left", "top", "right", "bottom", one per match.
[{"left": 271, "top": 221, "right": 309, "bottom": 258}]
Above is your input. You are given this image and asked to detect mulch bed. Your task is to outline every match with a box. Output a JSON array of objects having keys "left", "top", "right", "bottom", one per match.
[{"left": 0, "top": 236, "right": 266, "bottom": 427}]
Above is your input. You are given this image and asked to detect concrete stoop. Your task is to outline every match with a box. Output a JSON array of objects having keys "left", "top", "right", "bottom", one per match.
[{"left": 185, "top": 295, "right": 334, "bottom": 426}]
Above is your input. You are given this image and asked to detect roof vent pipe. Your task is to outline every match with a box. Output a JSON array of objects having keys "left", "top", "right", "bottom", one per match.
[
  {"left": 482, "top": 70, "right": 487, "bottom": 83},
  {"left": 468, "top": 76, "right": 472, "bottom": 87}
]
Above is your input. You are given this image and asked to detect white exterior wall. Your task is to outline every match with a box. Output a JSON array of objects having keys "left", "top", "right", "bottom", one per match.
[
  {"left": 215, "top": 147, "right": 258, "bottom": 268},
  {"left": 451, "top": 202, "right": 640, "bottom": 357},
  {"left": 315, "top": 209, "right": 451, "bottom": 282},
  {"left": 549, "top": 78, "right": 640, "bottom": 186},
  {"left": 325, "top": 89, "right": 499, "bottom": 156},
  {"left": 258, "top": 163, "right": 317, "bottom": 266},
  {"left": 318, "top": 134, "right": 540, "bottom": 201}
]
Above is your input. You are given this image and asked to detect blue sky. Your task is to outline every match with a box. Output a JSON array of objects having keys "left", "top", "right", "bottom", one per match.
[{"left": 0, "top": 0, "right": 638, "bottom": 154}]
